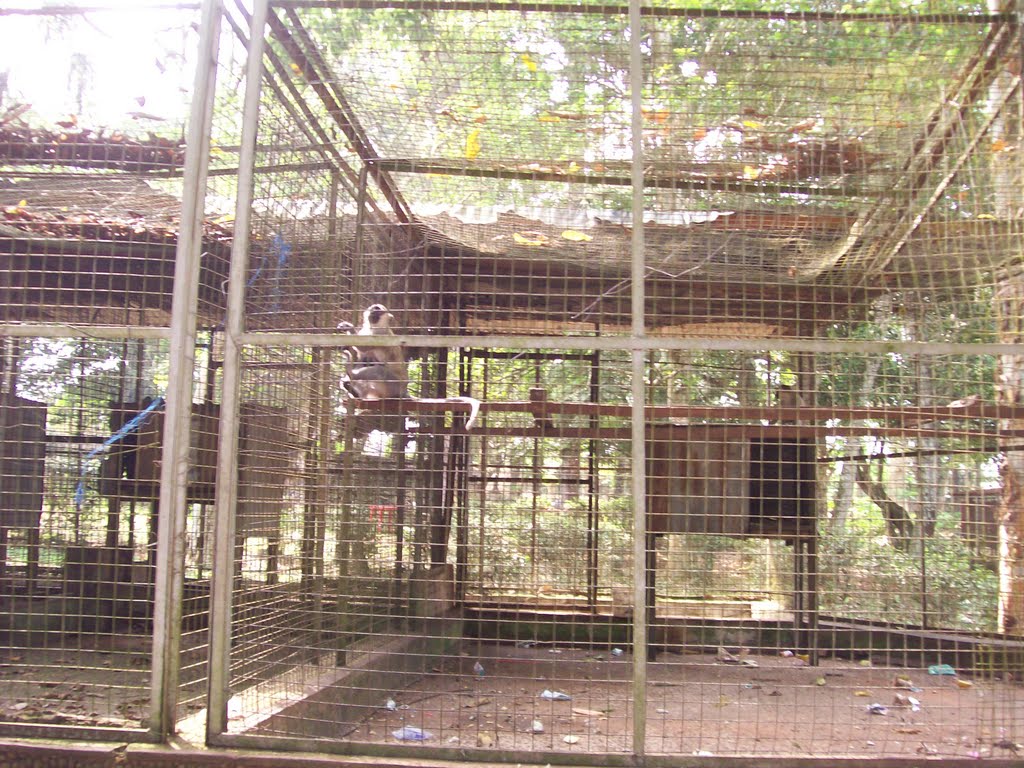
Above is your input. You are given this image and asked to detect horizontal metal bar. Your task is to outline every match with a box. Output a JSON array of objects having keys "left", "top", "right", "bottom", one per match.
[
  {"left": 46, "top": 434, "right": 107, "bottom": 444},
  {"left": 820, "top": 443, "right": 1023, "bottom": 463},
  {"left": 0, "top": 737, "right": 989, "bottom": 768},
  {"left": 211, "top": 730, "right": 636, "bottom": 767},
  {"left": 0, "top": 324, "right": 171, "bottom": 340},
  {"left": 469, "top": 475, "right": 592, "bottom": 484},
  {"left": 275, "top": 0, "right": 1010, "bottom": 24},
  {"left": 204, "top": 159, "right": 335, "bottom": 177},
  {"left": 404, "top": 398, "right": 1020, "bottom": 423},
  {"left": 0, "top": 3, "right": 200, "bottom": 15},
  {"left": 467, "top": 349, "right": 595, "bottom": 361},
  {"left": 452, "top": 425, "right": 1011, "bottom": 440},
  {"left": 375, "top": 158, "right": 866, "bottom": 197},
  {"left": 238, "top": 330, "right": 1024, "bottom": 356},
  {"left": 0, "top": 722, "right": 153, "bottom": 742}
]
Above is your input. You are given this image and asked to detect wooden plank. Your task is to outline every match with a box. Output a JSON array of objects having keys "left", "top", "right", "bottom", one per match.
[
  {"left": 236, "top": 404, "right": 296, "bottom": 539},
  {"left": 1, "top": 394, "right": 46, "bottom": 529}
]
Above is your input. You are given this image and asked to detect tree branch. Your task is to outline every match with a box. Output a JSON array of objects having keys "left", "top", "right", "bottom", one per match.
[{"left": 855, "top": 462, "right": 915, "bottom": 551}]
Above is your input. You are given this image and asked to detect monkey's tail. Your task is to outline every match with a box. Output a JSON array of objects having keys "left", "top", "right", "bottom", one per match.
[{"left": 449, "top": 396, "right": 481, "bottom": 431}]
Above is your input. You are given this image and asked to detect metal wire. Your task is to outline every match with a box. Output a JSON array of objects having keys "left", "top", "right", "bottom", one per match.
[{"left": 2, "top": 0, "right": 1023, "bottom": 762}]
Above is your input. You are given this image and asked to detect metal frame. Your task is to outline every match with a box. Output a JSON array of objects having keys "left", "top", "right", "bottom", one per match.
[
  {"left": 0, "top": 0, "right": 1019, "bottom": 760},
  {"left": 199, "top": 1, "right": 1024, "bottom": 761},
  {"left": 627, "top": 0, "right": 647, "bottom": 753},
  {"left": 206, "top": 0, "right": 271, "bottom": 742},
  {"left": 149, "top": 0, "right": 226, "bottom": 740},
  {"left": 182, "top": 0, "right": 1024, "bottom": 761},
  {"left": 0, "top": 0, "right": 215, "bottom": 738}
]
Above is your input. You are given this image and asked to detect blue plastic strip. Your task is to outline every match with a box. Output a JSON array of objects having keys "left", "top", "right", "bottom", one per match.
[{"left": 74, "top": 396, "right": 166, "bottom": 510}]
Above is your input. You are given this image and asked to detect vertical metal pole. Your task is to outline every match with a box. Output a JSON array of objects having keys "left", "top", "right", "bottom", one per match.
[
  {"left": 352, "top": 164, "right": 370, "bottom": 310},
  {"left": 0, "top": 339, "right": 10, "bottom": 584},
  {"left": 587, "top": 349, "right": 600, "bottom": 610},
  {"left": 206, "top": 0, "right": 269, "bottom": 742},
  {"left": 628, "top": 0, "right": 648, "bottom": 758},
  {"left": 148, "top": 0, "right": 223, "bottom": 741},
  {"left": 106, "top": 338, "right": 129, "bottom": 550}
]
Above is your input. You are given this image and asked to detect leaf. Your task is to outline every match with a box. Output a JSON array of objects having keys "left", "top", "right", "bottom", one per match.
[
  {"left": 0, "top": 103, "right": 31, "bottom": 127},
  {"left": 991, "top": 138, "right": 1010, "bottom": 152},
  {"left": 513, "top": 231, "right": 549, "bottom": 247},
  {"left": 520, "top": 53, "right": 538, "bottom": 72},
  {"left": 572, "top": 707, "right": 606, "bottom": 717},
  {"left": 537, "top": 113, "right": 561, "bottom": 122},
  {"left": 742, "top": 120, "right": 763, "bottom": 129},
  {"left": 788, "top": 118, "right": 818, "bottom": 134},
  {"left": 643, "top": 109, "right": 671, "bottom": 124},
  {"left": 742, "top": 165, "right": 762, "bottom": 180},
  {"left": 561, "top": 230, "right": 592, "bottom": 242},
  {"left": 465, "top": 129, "right": 481, "bottom": 160}
]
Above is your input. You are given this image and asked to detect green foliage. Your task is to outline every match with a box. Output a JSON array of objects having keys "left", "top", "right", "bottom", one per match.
[{"left": 820, "top": 521, "right": 999, "bottom": 630}]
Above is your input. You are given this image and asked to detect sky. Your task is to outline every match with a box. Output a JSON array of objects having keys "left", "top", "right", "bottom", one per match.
[{"left": 0, "top": 2, "right": 200, "bottom": 131}]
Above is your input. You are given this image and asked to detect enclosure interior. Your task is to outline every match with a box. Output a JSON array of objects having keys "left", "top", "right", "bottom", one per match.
[
  {"left": 205, "top": 1, "right": 1024, "bottom": 760},
  {"left": 0, "top": 0, "right": 1023, "bottom": 763}
]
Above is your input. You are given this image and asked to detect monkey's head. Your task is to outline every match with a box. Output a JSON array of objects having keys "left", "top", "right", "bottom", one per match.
[{"left": 364, "top": 304, "right": 394, "bottom": 330}]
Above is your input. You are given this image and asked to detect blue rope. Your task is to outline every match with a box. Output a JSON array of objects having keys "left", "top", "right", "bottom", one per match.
[
  {"left": 211, "top": 232, "right": 286, "bottom": 332},
  {"left": 74, "top": 396, "right": 165, "bottom": 510},
  {"left": 270, "top": 232, "right": 291, "bottom": 313}
]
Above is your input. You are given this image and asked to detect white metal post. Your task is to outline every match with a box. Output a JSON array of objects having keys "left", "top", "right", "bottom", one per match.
[
  {"left": 148, "top": 0, "right": 224, "bottom": 741},
  {"left": 206, "top": 0, "right": 270, "bottom": 742},
  {"left": 629, "top": 0, "right": 648, "bottom": 757}
]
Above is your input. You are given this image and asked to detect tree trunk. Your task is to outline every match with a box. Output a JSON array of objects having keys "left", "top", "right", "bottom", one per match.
[
  {"left": 996, "top": 276, "right": 1024, "bottom": 634},
  {"left": 560, "top": 441, "right": 581, "bottom": 505},
  {"left": 989, "top": 0, "right": 1023, "bottom": 634},
  {"left": 831, "top": 456, "right": 857, "bottom": 534},
  {"left": 831, "top": 351, "right": 883, "bottom": 533},
  {"left": 914, "top": 353, "right": 941, "bottom": 541},
  {"left": 855, "top": 463, "right": 914, "bottom": 552}
]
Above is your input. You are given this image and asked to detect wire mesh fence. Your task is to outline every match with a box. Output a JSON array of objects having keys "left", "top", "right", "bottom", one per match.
[
  {"left": 2, "top": 0, "right": 1024, "bottom": 764},
  {"left": 0, "top": 336, "right": 172, "bottom": 738},
  {"left": 0, "top": 1, "right": 216, "bottom": 742}
]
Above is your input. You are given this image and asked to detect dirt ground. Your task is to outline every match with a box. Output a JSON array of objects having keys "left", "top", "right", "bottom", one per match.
[
  {"left": 0, "top": 630, "right": 207, "bottom": 731},
  {"left": 349, "top": 643, "right": 1024, "bottom": 759},
  {"left": 3, "top": 638, "right": 1022, "bottom": 760}
]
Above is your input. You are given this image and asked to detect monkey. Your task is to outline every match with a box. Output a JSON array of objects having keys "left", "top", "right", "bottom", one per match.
[
  {"left": 529, "top": 386, "right": 555, "bottom": 431},
  {"left": 776, "top": 382, "right": 805, "bottom": 410},
  {"left": 339, "top": 304, "right": 482, "bottom": 431},
  {"left": 775, "top": 382, "right": 805, "bottom": 425},
  {"left": 447, "top": 394, "right": 481, "bottom": 431},
  {"left": 343, "top": 357, "right": 408, "bottom": 400},
  {"left": 340, "top": 304, "right": 409, "bottom": 412},
  {"left": 337, "top": 304, "right": 405, "bottom": 367},
  {"left": 350, "top": 303, "right": 407, "bottom": 368}
]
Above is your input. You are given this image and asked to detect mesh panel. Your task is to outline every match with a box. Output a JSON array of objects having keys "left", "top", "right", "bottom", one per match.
[{"left": 3, "top": 0, "right": 1024, "bottom": 762}]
